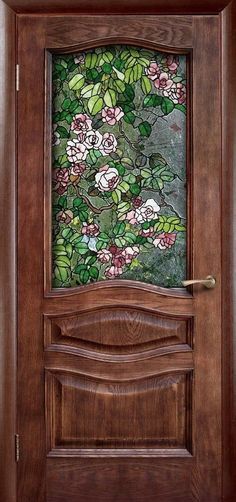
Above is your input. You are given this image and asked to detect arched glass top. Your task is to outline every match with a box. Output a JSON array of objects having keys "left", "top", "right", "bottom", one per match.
[{"left": 51, "top": 46, "right": 187, "bottom": 288}]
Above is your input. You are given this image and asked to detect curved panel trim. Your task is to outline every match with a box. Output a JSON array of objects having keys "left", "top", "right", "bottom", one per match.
[{"left": 48, "top": 37, "right": 192, "bottom": 55}]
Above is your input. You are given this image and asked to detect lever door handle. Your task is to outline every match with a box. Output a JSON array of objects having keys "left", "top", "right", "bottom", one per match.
[{"left": 182, "top": 275, "right": 216, "bottom": 289}]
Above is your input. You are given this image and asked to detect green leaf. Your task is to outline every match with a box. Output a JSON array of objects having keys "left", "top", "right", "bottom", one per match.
[
  {"left": 81, "top": 84, "right": 94, "bottom": 98},
  {"left": 54, "top": 255, "right": 71, "bottom": 268},
  {"left": 62, "top": 98, "right": 71, "bottom": 111},
  {"left": 87, "top": 148, "right": 102, "bottom": 165},
  {"left": 116, "top": 164, "right": 125, "bottom": 175},
  {"left": 89, "top": 266, "right": 99, "bottom": 280},
  {"left": 123, "top": 112, "right": 135, "bottom": 125},
  {"left": 58, "top": 195, "right": 67, "bottom": 208},
  {"left": 73, "top": 197, "right": 83, "bottom": 207},
  {"left": 69, "top": 99, "right": 82, "bottom": 113},
  {"left": 113, "top": 79, "right": 125, "bottom": 93},
  {"left": 65, "top": 243, "right": 73, "bottom": 259},
  {"left": 161, "top": 97, "right": 174, "bottom": 115},
  {"left": 85, "top": 52, "right": 98, "bottom": 69},
  {"left": 112, "top": 189, "right": 122, "bottom": 204},
  {"left": 175, "top": 224, "right": 186, "bottom": 231},
  {"left": 141, "top": 76, "right": 152, "bottom": 94},
  {"left": 117, "top": 201, "right": 130, "bottom": 218},
  {"left": 130, "top": 183, "right": 141, "bottom": 195},
  {"left": 74, "top": 264, "right": 87, "bottom": 274},
  {"left": 75, "top": 242, "right": 88, "bottom": 255},
  {"left": 86, "top": 68, "right": 99, "bottom": 81},
  {"left": 54, "top": 266, "right": 68, "bottom": 283},
  {"left": 85, "top": 255, "right": 97, "bottom": 265},
  {"left": 141, "top": 168, "right": 152, "bottom": 179},
  {"left": 79, "top": 269, "right": 90, "bottom": 284},
  {"left": 88, "top": 95, "right": 103, "bottom": 115},
  {"left": 61, "top": 228, "right": 73, "bottom": 239},
  {"left": 113, "top": 222, "right": 125, "bottom": 236},
  {"left": 101, "top": 51, "right": 114, "bottom": 64},
  {"left": 175, "top": 103, "right": 186, "bottom": 114},
  {"left": 102, "top": 62, "right": 112, "bottom": 74},
  {"left": 149, "top": 153, "right": 167, "bottom": 169},
  {"left": 124, "top": 84, "right": 135, "bottom": 101},
  {"left": 118, "top": 181, "right": 130, "bottom": 193},
  {"left": 135, "top": 154, "right": 146, "bottom": 168},
  {"left": 138, "top": 121, "right": 152, "bottom": 138},
  {"left": 123, "top": 232, "right": 137, "bottom": 244},
  {"left": 124, "top": 64, "right": 142, "bottom": 84},
  {"left": 143, "top": 94, "right": 163, "bottom": 108},
  {"left": 57, "top": 126, "right": 69, "bottom": 139},
  {"left": 104, "top": 89, "right": 117, "bottom": 107},
  {"left": 68, "top": 74, "right": 85, "bottom": 90}
]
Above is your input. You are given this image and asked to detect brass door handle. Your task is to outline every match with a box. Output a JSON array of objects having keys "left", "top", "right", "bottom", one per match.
[{"left": 182, "top": 275, "right": 216, "bottom": 289}]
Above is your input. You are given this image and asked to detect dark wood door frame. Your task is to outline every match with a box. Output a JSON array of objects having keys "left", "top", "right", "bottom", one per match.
[{"left": 0, "top": 1, "right": 235, "bottom": 501}]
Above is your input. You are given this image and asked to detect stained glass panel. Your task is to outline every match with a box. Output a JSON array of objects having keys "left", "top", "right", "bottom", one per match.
[{"left": 51, "top": 46, "right": 187, "bottom": 288}]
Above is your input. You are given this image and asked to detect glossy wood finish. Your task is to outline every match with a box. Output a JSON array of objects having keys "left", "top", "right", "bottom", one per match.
[
  {"left": 221, "top": 3, "right": 236, "bottom": 500},
  {"left": 16, "top": 13, "right": 225, "bottom": 501},
  {"left": 1, "top": 0, "right": 232, "bottom": 14},
  {"left": 0, "top": 2, "right": 16, "bottom": 502}
]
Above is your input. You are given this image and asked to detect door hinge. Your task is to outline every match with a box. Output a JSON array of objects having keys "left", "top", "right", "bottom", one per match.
[
  {"left": 15, "top": 434, "right": 20, "bottom": 462},
  {"left": 16, "top": 64, "right": 19, "bottom": 92}
]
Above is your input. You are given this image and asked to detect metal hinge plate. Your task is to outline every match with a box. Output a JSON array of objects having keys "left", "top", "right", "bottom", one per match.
[
  {"left": 15, "top": 434, "right": 20, "bottom": 462},
  {"left": 16, "top": 64, "right": 19, "bottom": 92}
]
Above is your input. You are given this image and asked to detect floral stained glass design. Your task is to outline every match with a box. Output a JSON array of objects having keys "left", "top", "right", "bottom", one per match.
[{"left": 52, "top": 46, "right": 187, "bottom": 288}]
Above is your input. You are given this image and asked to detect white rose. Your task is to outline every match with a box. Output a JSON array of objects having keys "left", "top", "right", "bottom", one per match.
[
  {"left": 66, "top": 139, "right": 87, "bottom": 162},
  {"left": 95, "top": 165, "right": 120, "bottom": 192},
  {"left": 84, "top": 130, "right": 103, "bottom": 150},
  {"left": 100, "top": 132, "right": 117, "bottom": 156},
  {"left": 136, "top": 199, "right": 160, "bottom": 223}
]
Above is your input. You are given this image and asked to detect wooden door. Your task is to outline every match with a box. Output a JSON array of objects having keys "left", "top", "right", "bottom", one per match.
[{"left": 17, "top": 14, "right": 222, "bottom": 502}]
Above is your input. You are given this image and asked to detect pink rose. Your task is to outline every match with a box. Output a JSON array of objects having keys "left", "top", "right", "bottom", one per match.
[
  {"left": 81, "top": 223, "right": 99, "bottom": 237},
  {"left": 74, "top": 54, "right": 85, "bottom": 65},
  {"left": 71, "top": 114, "right": 92, "bottom": 136},
  {"left": 52, "top": 124, "right": 60, "bottom": 146},
  {"left": 53, "top": 168, "right": 69, "bottom": 194},
  {"left": 66, "top": 139, "right": 87, "bottom": 162},
  {"left": 70, "top": 163, "right": 86, "bottom": 176},
  {"left": 102, "top": 106, "right": 124, "bottom": 126},
  {"left": 97, "top": 249, "right": 112, "bottom": 263},
  {"left": 163, "top": 55, "right": 179, "bottom": 73},
  {"left": 105, "top": 265, "right": 123, "bottom": 279},
  {"left": 163, "top": 82, "right": 186, "bottom": 104},
  {"left": 146, "top": 61, "right": 161, "bottom": 81},
  {"left": 121, "top": 246, "right": 139, "bottom": 264},
  {"left": 100, "top": 132, "right": 117, "bottom": 156},
  {"left": 140, "top": 227, "right": 154, "bottom": 237},
  {"left": 95, "top": 165, "right": 120, "bottom": 192},
  {"left": 56, "top": 209, "right": 73, "bottom": 224},
  {"left": 154, "top": 72, "right": 173, "bottom": 91},
  {"left": 112, "top": 254, "right": 126, "bottom": 268},
  {"left": 125, "top": 210, "right": 137, "bottom": 225},
  {"left": 153, "top": 232, "right": 177, "bottom": 250},
  {"left": 133, "top": 196, "right": 143, "bottom": 208}
]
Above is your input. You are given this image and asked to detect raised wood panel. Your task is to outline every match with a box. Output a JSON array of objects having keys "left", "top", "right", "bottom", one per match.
[
  {"left": 46, "top": 371, "right": 192, "bottom": 451},
  {"left": 45, "top": 308, "right": 193, "bottom": 353},
  {"left": 46, "top": 457, "right": 193, "bottom": 502}
]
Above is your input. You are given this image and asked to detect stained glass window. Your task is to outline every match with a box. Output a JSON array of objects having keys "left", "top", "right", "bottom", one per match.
[{"left": 51, "top": 46, "right": 187, "bottom": 288}]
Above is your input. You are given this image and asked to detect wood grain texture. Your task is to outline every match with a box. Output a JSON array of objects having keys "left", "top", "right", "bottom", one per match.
[
  {"left": 45, "top": 308, "right": 192, "bottom": 353},
  {"left": 46, "top": 371, "right": 192, "bottom": 450},
  {"left": 221, "top": 2, "right": 236, "bottom": 500},
  {"left": 46, "top": 457, "right": 193, "bottom": 502},
  {"left": 191, "top": 16, "right": 222, "bottom": 501},
  {"left": 1, "top": 0, "right": 233, "bottom": 14},
  {"left": 0, "top": 2, "right": 16, "bottom": 502},
  {"left": 16, "top": 11, "right": 230, "bottom": 502}
]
